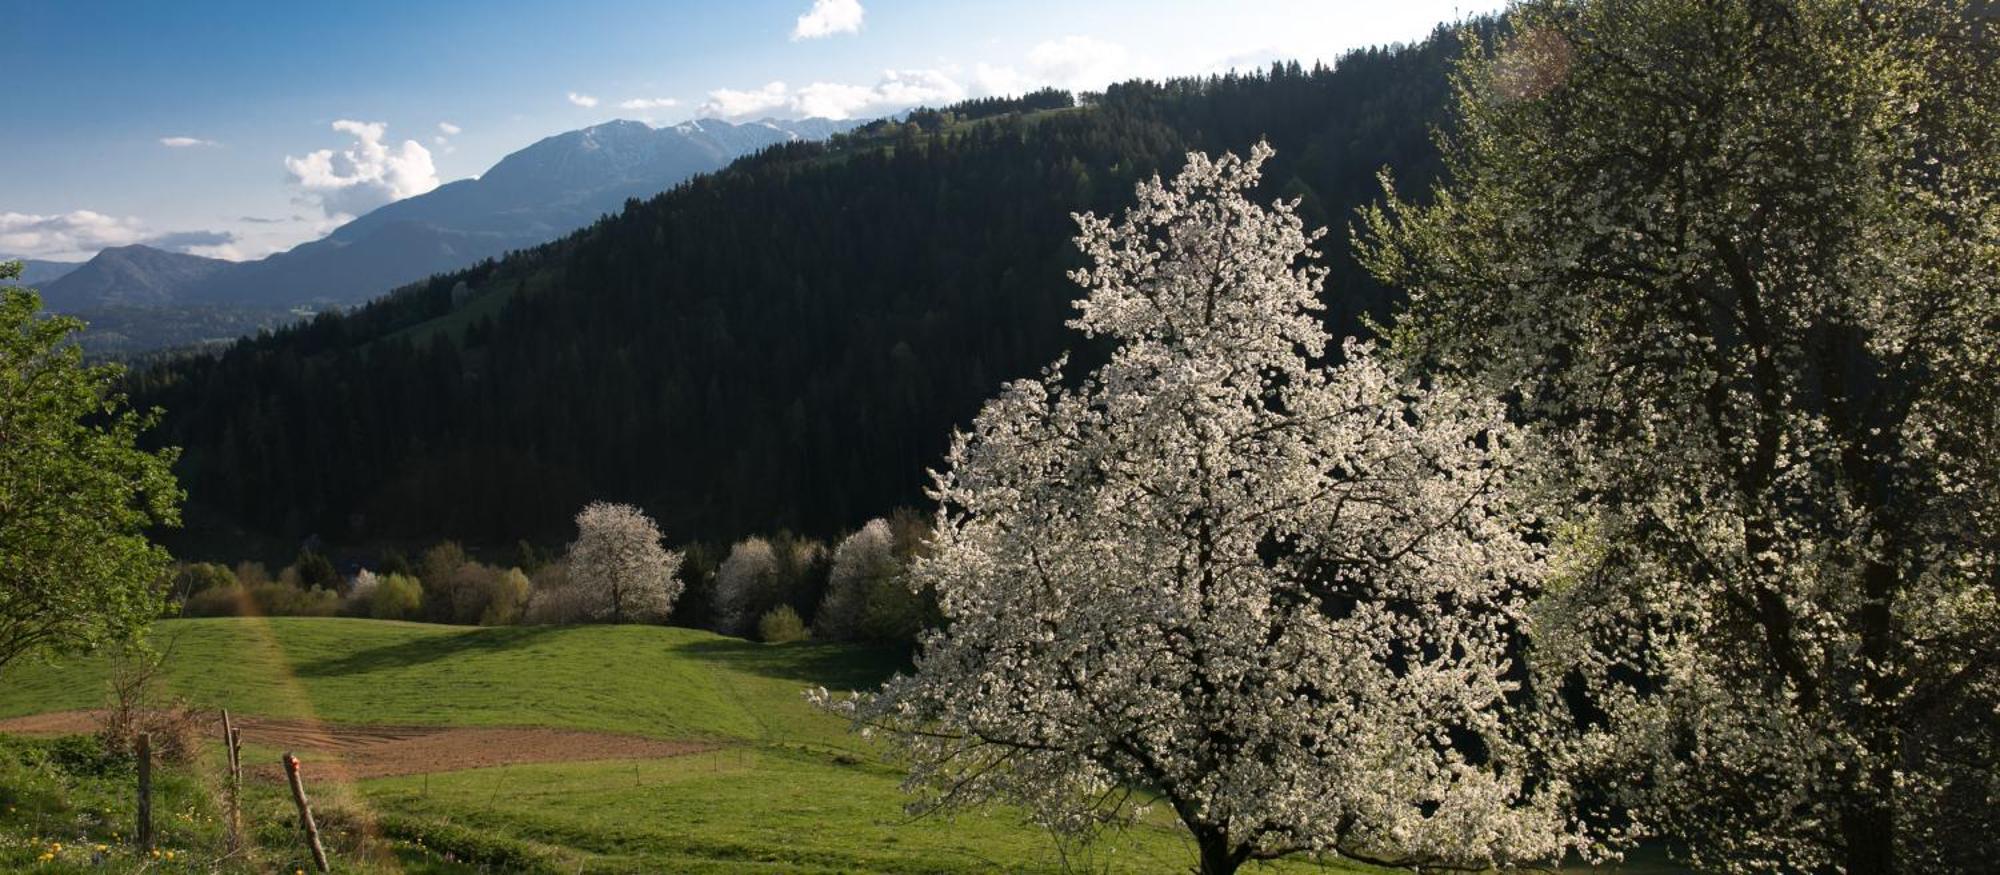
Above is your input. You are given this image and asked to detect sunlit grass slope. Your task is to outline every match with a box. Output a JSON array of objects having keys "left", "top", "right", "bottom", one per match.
[
  {"left": 0, "top": 618, "right": 899, "bottom": 750},
  {"left": 0, "top": 618, "right": 1378, "bottom": 872}
]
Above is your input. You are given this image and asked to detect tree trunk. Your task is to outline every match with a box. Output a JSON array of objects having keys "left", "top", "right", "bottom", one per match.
[
  {"left": 1193, "top": 827, "right": 1242, "bottom": 875},
  {"left": 1841, "top": 793, "right": 1897, "bottom": 875}
]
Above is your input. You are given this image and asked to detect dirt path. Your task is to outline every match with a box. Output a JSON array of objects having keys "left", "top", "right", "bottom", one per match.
[{"left": 0, "top": 710, "right": 712, "bottom": 779}]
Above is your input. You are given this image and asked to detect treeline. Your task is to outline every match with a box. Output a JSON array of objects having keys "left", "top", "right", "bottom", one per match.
[
  {"left": 166, "top": 510, "right": 935, "bottom": 645},
  {"left": 128, "top": 24, "right": 1483, "bottom": 553}
]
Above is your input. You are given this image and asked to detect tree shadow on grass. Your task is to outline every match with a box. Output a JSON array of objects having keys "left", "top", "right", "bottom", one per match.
[
  {"left": 671, "top": 638, "right": 910, "bottom": 691},
  {"left": 293, "top": 625, "right": 566, "bottom": 678}
]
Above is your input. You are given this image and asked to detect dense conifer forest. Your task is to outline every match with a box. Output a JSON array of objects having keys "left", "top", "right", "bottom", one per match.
[{"left": 127, "top": 26, "right": 1478, "bottom": 551}]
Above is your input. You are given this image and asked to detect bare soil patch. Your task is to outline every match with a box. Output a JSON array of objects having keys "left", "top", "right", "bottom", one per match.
[{"left": 0, "top": 710, "right": 710, "bottom": 779}]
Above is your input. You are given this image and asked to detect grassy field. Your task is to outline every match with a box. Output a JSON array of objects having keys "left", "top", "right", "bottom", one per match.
[{"left": 0, "top": 618, "right": 1384, "bottom": 873}]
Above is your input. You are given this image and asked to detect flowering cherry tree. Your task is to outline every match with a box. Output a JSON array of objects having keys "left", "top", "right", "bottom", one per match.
[
  {"left": 1358, "top": 1, "right": 2000, "bottom": 870},
  {"left": 564, "top": 501, "right": 683, "bottom": 623},
  {"left": 819, "top": 144, "right": 1578, "bottom": 873}
]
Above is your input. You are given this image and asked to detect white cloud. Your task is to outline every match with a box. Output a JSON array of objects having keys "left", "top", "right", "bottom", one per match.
[
  {"left": 701, "top": 81, "right": 792, "bottom": 118},
  {"left": 567, "top": 92, "right": 600, "bottom": 108},
  {"left": 619, "top": 97, "right": 680, "bottom": 110},
  {"left": 437, "top": 121, "right": 461, "bottom": 135},
  {"left": 0, "top": 210, "right": 148, "bottom": 259},
  {"left": 791, "top": 82, "right": 876, "bottom": 118},
  {"left": 869, "top": 68, "right": 966, "bottom": 108},
  {"left": 792, "top": 0, "right": 863, "bottom": 40},
  {"left": 705, "top": 69, "right": 964, "bottom": 120},
  {"left": 159, "top": 136, "right": 219, "bottom": 148},
  {"left": 971, "top": 63, "right": 1032, "bottom": 97},
  {"left": 283, "top": 119, "right": 439, "bottom": 220},
  {"left": 1027, "top": 35, "right": 1133, "bottom": 91},
  {"left": 0, "top": 211, "right": 254, "bottom": 261}
]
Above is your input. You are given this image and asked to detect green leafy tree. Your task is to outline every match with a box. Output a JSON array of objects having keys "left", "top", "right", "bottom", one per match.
[
  {"left": 0, "top": 262, "right": 182, "bottom": 673},
  {"left": 1359, "top": 1, "right": 1999, "bottom": 871}
]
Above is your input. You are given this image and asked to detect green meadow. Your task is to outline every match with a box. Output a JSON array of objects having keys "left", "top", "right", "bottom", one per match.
[{"left": 0, "top": 618, "right": 1384, "bottom": 873}]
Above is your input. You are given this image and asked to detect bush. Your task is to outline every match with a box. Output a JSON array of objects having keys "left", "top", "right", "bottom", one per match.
[
  {"left": 523, "top": 563, "right": 594, "bottom": 625},
  {"left": 182, "top": 585, "right": 247, "bottom": 618},
  {"left": 423, "top": 561, "right": 531, "bottom": 625},
  {"left": 417, "top": 541, "right": 470, "bottom": 592},
  {"left": 249, "top": 580, "right": 338, "bottom": 616},
  {"left": 715, "top": 534, "right": 828, "bottom": 635},
  {"left": 757, "top": 605, "right": 809, "bottom": 643},
  {"left": 95, "top": 650, "right": 203, "bottom": 765},
  {"left": 481, "top": 568, "right": 532, "bottom": 625},
  {"left": 166, "top": 562, "right": 236, "bottom": 608},
  {"left": 368, "top": 573, "right": 424, "bottom": 620},
  {"left": 817, "top": 520, "right": 900, "bottom": 641},
  {"left": 292, "top": 549, "right": 339, "bottom": 590}
]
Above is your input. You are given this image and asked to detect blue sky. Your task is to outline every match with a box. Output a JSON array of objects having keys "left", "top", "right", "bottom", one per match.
[{"left": 3, "top": 0, "right": 1507, "bottom": 262}]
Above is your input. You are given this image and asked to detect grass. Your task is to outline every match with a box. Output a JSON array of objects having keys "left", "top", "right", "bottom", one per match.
[
  {"left": 0, "top": 619, "right": 903, "bottom": 750},
  {"left": 0, "top": 618, "right": 1380, "bottom": 873}
]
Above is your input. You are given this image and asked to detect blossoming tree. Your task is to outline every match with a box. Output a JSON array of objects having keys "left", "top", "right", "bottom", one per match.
[
  {"left": 820, "top": 145, "right": 1578, "bottom": 873},
  {"left": 1358, "top": 1, "right": 2000, "bottom": 870},
  {"left": 563, "top": 501, "right": 683, "bottom": 623}
]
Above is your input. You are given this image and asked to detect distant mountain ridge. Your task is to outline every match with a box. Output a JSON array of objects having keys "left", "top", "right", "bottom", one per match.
[
  {"left": 37, "top": 245, "right": 231, "bottom": 308},
  {"left": 6, "top": 258, "right": 82, "bottom": 286},
  {"left": 40, "top": 116, "right": 858, "bottom": 322}
]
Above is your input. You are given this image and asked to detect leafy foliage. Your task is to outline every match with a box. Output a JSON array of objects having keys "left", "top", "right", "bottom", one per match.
[
  {"left": 1358, "top": 1, "right": 2000, "bottom": 870},
  {"left": 0, "top": 262, "right": 182, "bottom": 674}
]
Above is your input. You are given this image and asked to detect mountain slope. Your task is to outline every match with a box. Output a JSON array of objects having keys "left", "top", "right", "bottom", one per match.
[
  {"left": 37, "top": 244, "right": 232, "bottom": 308},
  {"left": 134, "top": 29, "right": 1477, "bottom": 551},
  {"left": 181, "top": 117, "right": 858, "bottom": 309},
  {"left": 5, "top": 258, "right": 81, "bottom": 286}
]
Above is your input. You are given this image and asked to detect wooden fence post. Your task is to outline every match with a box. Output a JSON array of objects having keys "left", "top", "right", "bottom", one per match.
[
  {"left": 220, "top": 711, "right": 241, "bottom": 852},
  {"left": 135, "top": 732, "right": 153, "bottom": 853},
  {"left": 282, "top": 752, "right": 330, "bottom": 872}
]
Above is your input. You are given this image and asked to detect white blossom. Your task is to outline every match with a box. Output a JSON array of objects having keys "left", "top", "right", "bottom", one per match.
[
  {"left": 562, "top": 501, "right": 684, "bottom": 624},
  {"left": 820, "top": 144, "right": 1577, "bottom": 873}
]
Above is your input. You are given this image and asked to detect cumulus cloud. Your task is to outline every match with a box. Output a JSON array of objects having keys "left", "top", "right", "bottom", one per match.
[
  {"left": 703, "top": 69, "right": 963, "bottom": 120},
  {"left": 792, "top": 0, "right": 863, "bottom": 40},
  {"left": 567, "top": 92, "right": 599, "bottom": 108},
  {"left": 619, "top": 97, "right": 679, "bottom": 110},
  {"left": 437, "top": 121, "right": 461, "bottom": 135},
  {"left": 0, "top": 211, "right": 251, "bottom": 260},
  {"left": 1027, "top": 35, "right": 1133, "bottom": 91},
  {"left": 159, "top": 136, "right": 219, "bottom": 148},
  {"left": 283, "top": 120, "right": 439, "bottom": 220},
  {"left": 701, "top": 81, "right": 792, "bottom": 118},
  {"left": 972, "top": 62, "right": 1033, "bottom": 97},
  {"left": 0, "top": 210, "right": 148, "bottom": 259}
]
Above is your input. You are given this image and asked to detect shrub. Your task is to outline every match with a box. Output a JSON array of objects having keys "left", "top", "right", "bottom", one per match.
[
  {"left": 368, "top": 573, "right": 424, "bottom": 620},
  {"left": 182, "top": 584, "right": 247, "bottom": 618},
  {"left": 94, "top": 650, "right": 203, "bottom": 765},
  {"left": 817, "top": 520, "right": 900, "bottom": 641},
  {"left": 232, "top": 561, "right": 271, "bottom": 588},
  {"left": 422, "top": 561, "right": 532, "bottom": 625},
  {"left": 166, "top": 562, "right": 236, "bottom": 607},
  {"left": 481, "top": 568, "right": 532, "bottom": 626},
  {"left": 757, "top": 605, "right": 809, "bottom": 644},
  {"left": 417, "top": 541, "right": 469, "bottom": 593},
  {"left": 292, "top": 549, "right": 339, "bottom": 590},
  {"left": 715, "top": 534, "right": 828, "bottom": 635},
  {"left": 715, "top": 537, "right": 779, "bottom": 635},
  {"left": 249, "top": 580, "right": 338, "bottom": 617}
]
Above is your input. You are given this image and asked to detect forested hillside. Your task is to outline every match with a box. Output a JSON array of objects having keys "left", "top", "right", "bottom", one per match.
[{"left": 130, "top": 25, "right": 1478, "bottom": 551}]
